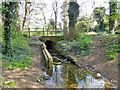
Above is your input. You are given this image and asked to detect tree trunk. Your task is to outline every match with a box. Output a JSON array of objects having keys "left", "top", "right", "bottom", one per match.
[
  {"left": 109, "top": 2, "right": 117, "bottom": 34},
  {"left": 63, "top": 20, "right": 68, "bottom": 40},
  {"left": 86, "top": 26, "right": 89, "bottom": 34},
  {"left": 53, "top": 1, "right": 58, "bottom": 36},
  {"left": 109, "top": 19, "right": 115, "bottom": 34},
  {"left": 55, "top": 12, "right": 57, "bottom": 35},
  {"left": 69, "top": 26, "right": 78, "bottom": 39},
  {"left": 2, "top": 2, "right": 18, "bottom": 56},
  {"left": 63, "top": 0, "right": 69, "bottom": 40},
  {"left": 16, "top": 3, "right": 21, "bottom": 32},
  {"left": 22, "top": 2, "right": 27, "bottom": 32}
]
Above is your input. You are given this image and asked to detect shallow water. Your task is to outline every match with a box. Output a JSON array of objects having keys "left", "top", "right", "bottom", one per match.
[{"left": 44, "top": 61, "right": 108, "bottom": 88}]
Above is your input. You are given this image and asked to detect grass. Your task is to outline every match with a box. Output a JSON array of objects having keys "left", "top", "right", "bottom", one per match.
[{"left": 84, "top": 31, "right": 108, "bottom": 35}]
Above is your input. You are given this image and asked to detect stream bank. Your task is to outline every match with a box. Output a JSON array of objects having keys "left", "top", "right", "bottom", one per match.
[
  {"left": 43, "top": 40, "right": 114, "bottom": 88},
  {"left": 2, "top": 36, "right": 118, "bottom": 88},
  {"left": 55, "top": 35, "right": 118, "bottom": 86}
]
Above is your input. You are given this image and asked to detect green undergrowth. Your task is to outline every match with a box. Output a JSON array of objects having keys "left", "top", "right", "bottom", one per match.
[
  {"left": 0, "top": 78, "right": 16, "bottom": 88},
  {"left": 1, "top": 31, "right": 34, "bottom": 69},
  {"left": 57, "top": 34, "right": 93, "bottom": 56},
  {"left": 36, "top": 76, "right": 44, "bottom": 82},
  {"left": 101, "top": 35, "right": 120, "bottom": 60}
]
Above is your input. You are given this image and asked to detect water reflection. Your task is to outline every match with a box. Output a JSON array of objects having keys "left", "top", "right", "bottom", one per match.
[{"left": 45, "top": 62, "right": 106, "bottom": 88}]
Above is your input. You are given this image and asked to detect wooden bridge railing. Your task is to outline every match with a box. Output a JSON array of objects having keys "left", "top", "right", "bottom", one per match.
[{"left": 23, "top": 28, "right": 64, "bottom": 37}]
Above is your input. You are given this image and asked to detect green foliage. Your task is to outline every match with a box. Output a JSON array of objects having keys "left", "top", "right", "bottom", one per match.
[
  {"left": 57, "top": 34, "right": 92, "bottom": 56},
  {"left": 0, "top": 78, "right": 16, "bottom": 88},
  {"left": 77, "top": 34, "right": 93, "bottom": 49},
  {"left": 76, "top": 16, "right": 95, "bottom": 33},
  {"left": 37, "top": 76, "right": 44, "bottom": 82},
  {"left": 1, "top": 31, "right": 33, "bottom": 68},
  {"left": 72, "top": 34, "right": 93, "bottom": 55},
  {"left": 109, "top": 1, "right": 119, "bottom": 34},
  {"left": 22, "top": 33, "right": 29, "bottom": 38},
  {"left": 5, "top": 80, "right": 16, "bottom": 86},
  {"left": 102, "top": 35, "right": 120, "bottom": 60},
  {"left": 68, "top": 2, "right": 79, "bottom": 27},
  {"left": 2, "top": 2, "right": 19, "bottom": 56},
  {"left": 1, "top": 29, "right": 33, "bottom": 69},
  {"left": 115, "top": 30, "right": 120, "bottom": 34},
  {"left": 109, "top": 2, "right": 119, "bottom": 21},
  {"left": 93, "top": 7, "right": 106, "bottom": 20},
  {"left": 68, "top": 1, "right": 79, "bottom": 39},
  {"left": 93, "top": 7, "right": 106, "bottom": 31},
  {"left": 11, "top": 31, "right": 30, "bottom": 49},
  {"left": 2, "top": 43, "right": 33, "bottom": 68}
]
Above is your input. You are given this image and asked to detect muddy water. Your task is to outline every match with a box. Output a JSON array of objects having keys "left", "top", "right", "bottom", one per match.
[{"left": 44, "top": 59, "right": 108, "bottom": 88}]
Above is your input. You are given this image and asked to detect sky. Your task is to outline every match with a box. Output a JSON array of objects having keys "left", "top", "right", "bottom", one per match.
[
  {"left": 0, "top": 0, "right": 120, "bottom": 28},
  {"left": 18, "top": 0, "right": 120, "bottom": 28},
  {"left": 28, "top": 0, "right": 110, "bottom": 28}
]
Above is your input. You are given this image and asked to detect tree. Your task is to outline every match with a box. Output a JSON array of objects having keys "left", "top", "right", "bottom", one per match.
[
  {"left": 76, "top": 15, "right": 95, "bottom": 33},
  {"left": 39, "top": 2, "right": 47, "bottom": 28},
  {"left": 61, "top": 0, "right": 69, "bottom": 39},
  {"left": 49, "top": 19, "right": 55, "bottom": 31},
  {"left": 68, "top": 1, "right": 79, "bottom": 39},
  {"left": 109, "top": 1, "right": 119, "bottom": 34},
  {"left": 52, "top": 0, "right": 59, "bottom": 35},
  {"left": 22, "top": 2, "right": 28, "bottom": 32},
  {"left": 2, "top": 2, "right": 18, "bottom": 56},
  {"left": 93, "top": 7, "right": 106, "bottom": 31}
]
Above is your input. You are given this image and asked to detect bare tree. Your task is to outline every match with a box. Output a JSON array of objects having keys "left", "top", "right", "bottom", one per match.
[
  {"left": 52, "top": 0, "right": 59, "bottom": 35},
  {"left": 22, "top": 2, "right": 28, "bottom": 32},
  {"left": 61, "top": 0, "right": 69, "bottom": 39},
  {"left": 39, "top": 2, "right": 47, "bottom": 28}
]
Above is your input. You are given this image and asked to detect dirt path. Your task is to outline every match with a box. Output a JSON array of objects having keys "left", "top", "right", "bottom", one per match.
[
  {"left": 2, "top": 44, "right": 46, "bottom": 88},
  {"left": 76, "top": 35, "right": 118, "bottom": 85}
]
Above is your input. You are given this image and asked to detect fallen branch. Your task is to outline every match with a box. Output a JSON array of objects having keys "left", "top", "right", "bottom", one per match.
[{"left": 53, "top": 56, "right": 67, "bottom": 62}]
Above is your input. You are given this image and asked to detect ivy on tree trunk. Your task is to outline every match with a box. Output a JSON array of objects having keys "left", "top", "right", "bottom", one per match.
[
  {"left": 109, "top": 1, "right": 119, "bottom": 34},
  {"left": 2, "top": 2, "right": 18, "bottom": 57},
  {"left": 68, "top": 1, "right": 79, "bottom": 39}
]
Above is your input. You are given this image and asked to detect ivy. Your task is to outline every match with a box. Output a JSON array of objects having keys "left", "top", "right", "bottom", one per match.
[
  {"left": 2, "top": 2, "right": 18, "bottom": 57},
  {"left": 109, "top": 2, "right": 119, "bottom": 20},
  {"left": 68, "top": 2, "right": 79, "bottom": 27}
]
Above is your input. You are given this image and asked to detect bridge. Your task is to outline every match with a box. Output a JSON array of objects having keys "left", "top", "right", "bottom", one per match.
[{"left": 24, "top": 28, "right": 64, "bottom": 43}]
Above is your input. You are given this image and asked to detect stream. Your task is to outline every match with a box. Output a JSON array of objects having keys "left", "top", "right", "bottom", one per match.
[
  {"left": 43, "top": 50, "right": 113, "bottom": 88},
  {"left": 41, "top": 41, "right": 116, "bottom": 88},
  {"left": 45, "top": 63, "right": 107, "bottom": 88}
]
